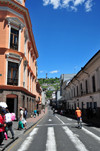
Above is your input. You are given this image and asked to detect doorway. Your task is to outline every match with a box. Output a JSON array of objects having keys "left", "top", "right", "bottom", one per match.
[
  {"left": 6, "top": 98, "right": 14, "bottom": 112},
  {"left": 6, "top": 96, "right": 18, "bottom": 120}
]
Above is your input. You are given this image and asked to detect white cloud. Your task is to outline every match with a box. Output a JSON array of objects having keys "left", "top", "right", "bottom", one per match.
[
  {"left": 43, "top": 0, "right": 94, "bottom": 12},
  {"left": 40, "top": 70, "right": 47, "bottom": 73},
  {"left": 74, "top": 0, "right": 85, "bottom": 6},
  {"left": 85, "top": 0, "right": 93, "bottom": 12},
  {"left": 50, "top": 0, "right": 61, "bottom": 9},
  {"left": 43, "top": 0, "right": 49, "bottom": 6},
  {"left": 50, "top": 70, "right": 60, "bottom": 73},
  {"left": 70, "top": 5, "right": 77, "bottom": 11},
  {"left": 43, "top": 0, "right": 60, "bottom": 9},
  {"left": 61, "top": 0, "right": 73, "bottom": 8}
]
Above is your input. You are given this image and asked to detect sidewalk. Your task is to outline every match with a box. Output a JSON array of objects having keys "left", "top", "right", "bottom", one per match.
[{"left": 0, "top": 108, "right": 47, "bottom": 151}]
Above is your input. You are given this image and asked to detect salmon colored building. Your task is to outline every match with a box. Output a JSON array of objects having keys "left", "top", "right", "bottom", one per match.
[{"left": 0, "top": 0, "right": 41, "bottom": 118}]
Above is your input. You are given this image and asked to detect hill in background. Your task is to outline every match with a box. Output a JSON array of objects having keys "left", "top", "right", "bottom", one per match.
[{"left": 38, "top": 78, "right": 60, "bottom": 98}]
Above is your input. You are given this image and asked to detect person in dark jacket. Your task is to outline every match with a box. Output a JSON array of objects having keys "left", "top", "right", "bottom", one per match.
[{"left": 24, "top": 108, "right": 27, "bottom": 120}]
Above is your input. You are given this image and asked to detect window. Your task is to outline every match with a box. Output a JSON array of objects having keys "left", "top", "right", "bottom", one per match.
[
  {"left": 80, "top": 83, "right": 83, "bottom": 95},
  {"left": 92, "top": 76, "right": 96, "bottom": 92},
  {"left": 74, "top": 88, "right": 75, "bottom": 97},
  {"left": 85, "top": 80, "right": 88, "bottom": 94},
  {"left": 7, "top": 62, "right": 18, "bottom": 86},
  {"left": 77, "top": 86, "right": 78, "bottom": 96},
  {"left": 10, "top": 28, "right": 19, "bottom": 50}
]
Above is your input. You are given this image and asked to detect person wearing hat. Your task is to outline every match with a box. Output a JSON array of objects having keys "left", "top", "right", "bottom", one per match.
[{"left": 75, "top": 107, "right": 82, "bottom": 128}]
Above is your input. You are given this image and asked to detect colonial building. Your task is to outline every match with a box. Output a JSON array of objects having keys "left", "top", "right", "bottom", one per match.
[
  {"left": 65, "top": 50, "right": 100, "bottom": 117},
  {"left": 59, "top": 74, "right": 76, "bottom": 109},
  {"left": 0, "top": 0, "right": 41, "bottom": 118}
]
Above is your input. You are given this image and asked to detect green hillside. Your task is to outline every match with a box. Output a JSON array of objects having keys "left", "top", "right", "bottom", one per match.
[{"left": 38, "top": 78, "right": 60, "bottom": 98}]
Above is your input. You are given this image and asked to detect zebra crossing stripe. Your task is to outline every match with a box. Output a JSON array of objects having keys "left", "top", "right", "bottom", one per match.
[
  {"left": 82, "top": 127, "right": 100, "bottom": 142},
  {"left": 62, "top": 126, "right": 89, "bottom": 151},
  {"left": 17, "top": 128, "right": 38, "bottom": 151},
  {"left": 46, "top": 127, "right": 57, "bottom": 151}
]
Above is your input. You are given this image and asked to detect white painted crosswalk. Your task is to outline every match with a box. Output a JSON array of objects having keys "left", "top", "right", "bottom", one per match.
[
  {"left": 17, "top": 115, "right": 100, "bottom": 151},
  {"left": 46, "top": 127, "right": 57, "bottom": 151}
]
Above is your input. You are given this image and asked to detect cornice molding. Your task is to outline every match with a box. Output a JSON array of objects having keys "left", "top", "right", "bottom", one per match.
[
  {"left": 6, "top": 16, "right": 25, "bottom": 29},
  {"left": 0, "top": 1, "right": 39, "bottom": 58}
]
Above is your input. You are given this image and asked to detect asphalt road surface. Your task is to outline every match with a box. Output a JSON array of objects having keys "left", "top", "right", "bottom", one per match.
[{"left": 6, "top": 108, "right": 100, "bottom": 151}]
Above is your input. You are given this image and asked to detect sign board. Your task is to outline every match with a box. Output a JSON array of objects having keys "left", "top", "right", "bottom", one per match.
[{"left": 16, "top": 0, "right": 22, "bottom": 4}]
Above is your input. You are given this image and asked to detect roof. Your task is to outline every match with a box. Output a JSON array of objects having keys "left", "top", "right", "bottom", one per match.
[{"left": 60, "top": 74, "right": 76, "bottom": 82}]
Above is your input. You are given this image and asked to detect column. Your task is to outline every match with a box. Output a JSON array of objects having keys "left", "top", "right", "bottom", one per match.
[
  {"left": 18, "top": 29, "right": 21, "bottom": 52},
  {"left": 29, "top": 72, "right": 30, "bottom": 91},
  {"left": 8, "top": 24, "right": 11, "bottom": 49}
]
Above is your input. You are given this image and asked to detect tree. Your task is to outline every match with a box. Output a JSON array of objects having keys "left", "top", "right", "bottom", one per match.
[{"left": 46, "top": 91, "right": 52, "bottom": 98}]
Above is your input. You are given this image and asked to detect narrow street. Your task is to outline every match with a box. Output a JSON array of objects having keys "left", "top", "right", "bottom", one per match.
[{"left": 5, "top": 108, "right": 100, "bottom": 151}]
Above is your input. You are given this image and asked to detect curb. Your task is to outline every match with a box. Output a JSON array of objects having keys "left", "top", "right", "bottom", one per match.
[
  {"left": 24, "top": 114, "right": 45, "bottom": 134},
  {"left": 1, "top": 137, "right": 19, "bottom": 151}
]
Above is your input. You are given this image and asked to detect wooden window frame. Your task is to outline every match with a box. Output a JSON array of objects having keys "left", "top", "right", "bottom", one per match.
[{"left": 10, "top": 28, "right": 19, "bottom": 50}]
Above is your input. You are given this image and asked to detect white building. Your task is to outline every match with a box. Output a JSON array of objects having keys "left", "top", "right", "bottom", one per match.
[
  {"left": 65, "top": 50, "right": 100, "bottom": 117},
  {"left": 41, "top": 89, "right": 46, "bottom": 106}
]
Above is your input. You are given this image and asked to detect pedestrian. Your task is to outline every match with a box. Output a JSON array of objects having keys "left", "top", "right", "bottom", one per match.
[
  {"left": 53, "top": 108, "right": 55, "bottom": 116},
  {"left": 5, "top": 109, "right": 14, "bottom": 139},
  {"left": 43, "top": 109, "right": 45, "bottom": 114},
  {"left": 0, "top": 107, "right": 6, "bottom": 144},
  {"left": 34, "top": 109, "right": 37, "bottom": 118},
  {"left": 37, "top": 110, "right": 39, "bottom": 116},
  {"left": 75, "top": 107, "right": 82, "bottom": 128},
  {"left": 18, "top": 107, "right": 26, "bottom": 130},
  {"left": 89, "top": 107, "right": 93, "bottom": 118},
  {"left": 23, "top": 108, "right": 27, "bottom": 120},
  {"left": 93, "top": 107, "right": 96, "bottom": 117}
]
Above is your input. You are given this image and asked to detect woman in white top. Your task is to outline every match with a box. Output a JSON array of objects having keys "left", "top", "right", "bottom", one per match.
[
  {"left": 20, "top": 107, "right": 26, "bottom": 129},
  {"left": 5, "top": 108, "right": 14, "bottom": 139}
]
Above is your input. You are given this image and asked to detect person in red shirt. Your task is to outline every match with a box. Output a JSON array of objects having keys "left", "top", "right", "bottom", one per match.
[
  {"left": 0, "top": 108, "right": 6, "bottom": 144},
  {"left": 75, "top": 107, "right": 82, "bottom": 128}
]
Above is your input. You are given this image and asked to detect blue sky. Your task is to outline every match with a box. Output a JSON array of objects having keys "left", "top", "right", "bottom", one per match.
[{"left": 26, "top": 0, "right": 100, "bottom": 79}]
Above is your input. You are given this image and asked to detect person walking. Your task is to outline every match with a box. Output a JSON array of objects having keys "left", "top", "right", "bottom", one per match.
[
  {"left": 5, "top": 109, "right": 14, "bottom": 139},
  {"left": 43, "top": 109, "right": 45, "bottom": 114},
  {"left": 37, "top": 110, "right": 39, "bottom": 116},
  {"left": 53, "top": 108, "right": 55, "bottom": 116},
  {"left": 18, "top": 107, "right": 26, "bottom": 130},
  {"left": 24, "top": 108, "right": 27, "bottom": 120},
  {"left": 0, "top": 107, "right": 6, "bottom": 144},
  {"left": 34, "top": 109, "right": 37, "bottom": 118},
  {"left": 75, "top": 107, "right": 82, "bottom": 128}
]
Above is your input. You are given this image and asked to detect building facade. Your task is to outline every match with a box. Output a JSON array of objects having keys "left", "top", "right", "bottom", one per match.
[
  {"left": 59, "top": 74, "right": 76, "bottom": 109},
  {"left": 65, "top": 50, "right": 100, "bottom": 117},
  {"left": 41, "top": 89, "right": 46, "bottom": 107},
  {"left": 0, "top": 0, "right": 41, "bottom": 118}
]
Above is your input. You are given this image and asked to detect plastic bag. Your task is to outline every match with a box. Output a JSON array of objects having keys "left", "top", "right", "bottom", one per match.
[{"left": 18, "top": 121, "right": 23, "bottom": 129}]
